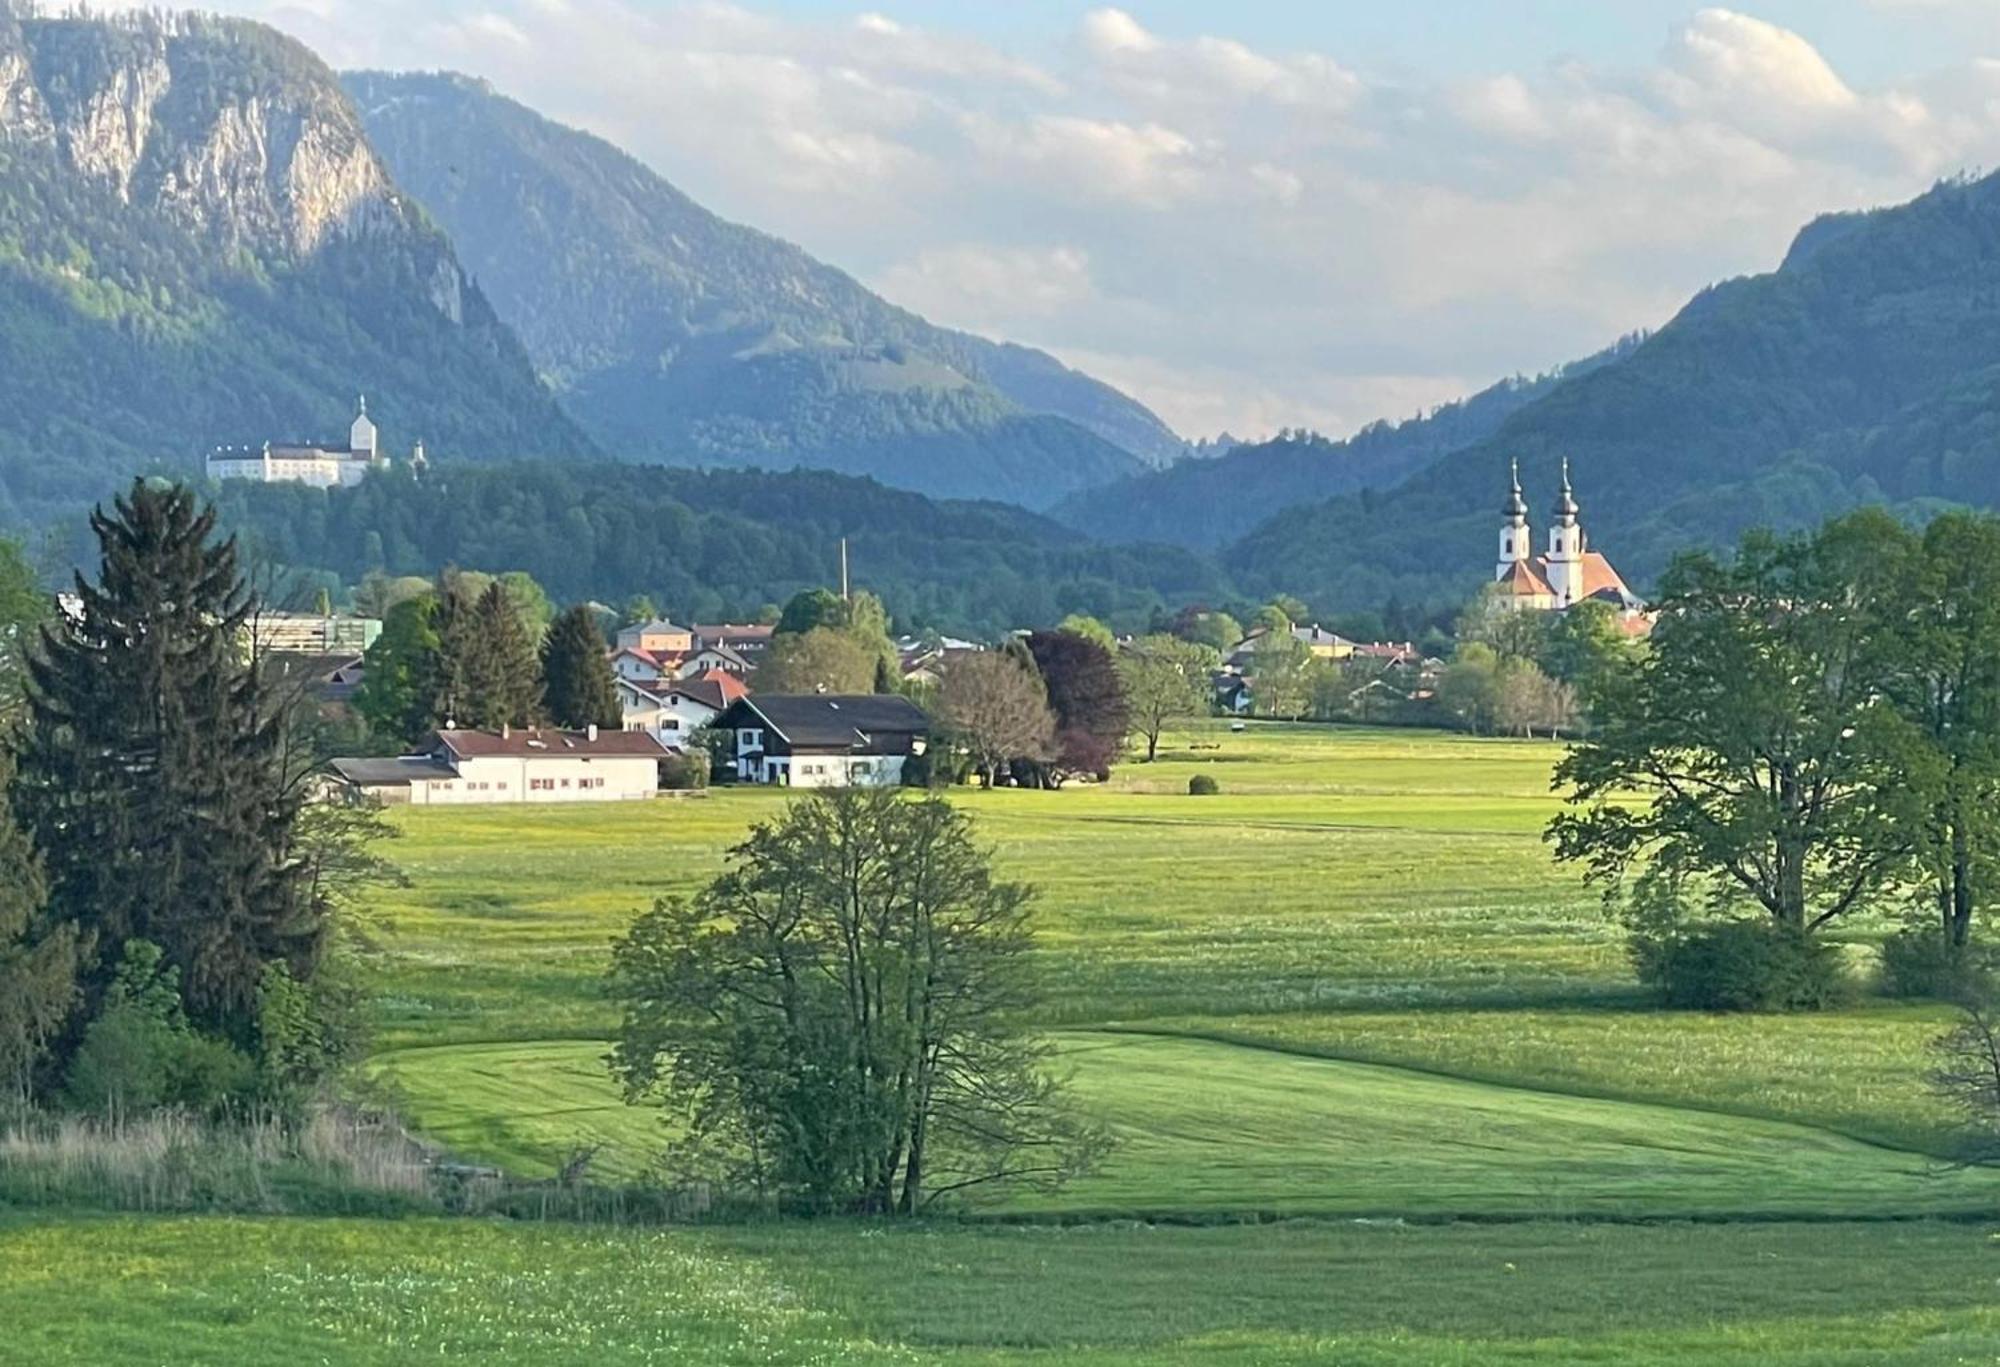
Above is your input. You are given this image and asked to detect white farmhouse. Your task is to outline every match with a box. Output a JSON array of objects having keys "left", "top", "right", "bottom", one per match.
[
  {"left": 328, "top": 725, "right": 672, "bottom": 805},
  {"left": 617, "top": 671, "right": 749, "bottom": 741},
  {"left": 715, "top": 694, "right": 929, "bottom": 789}
]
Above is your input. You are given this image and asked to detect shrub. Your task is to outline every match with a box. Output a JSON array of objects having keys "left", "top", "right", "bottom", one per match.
[
  {"left": 1637, "top": 920, "right": 1849, "bottom": 1012},
  {"left": 61, "top": 942, "right": 257, "bottom": 1115},
  {"left": 1188, "top": 774, "right": 1220, "bottom": 796},
  {"left": 1879, "top": 927, "right": 1996, "bottom": 1003},
  {"left": 659, "top": 752, "right": 710, "bottom": 791}
]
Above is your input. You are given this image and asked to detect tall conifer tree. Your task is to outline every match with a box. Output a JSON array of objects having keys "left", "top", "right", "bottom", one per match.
[
  {"left": 542, "top": 604, "right": 619, "bottom": 730},
  {"left": 14, "top": 481, "right": 322, "bottom": 1038}
]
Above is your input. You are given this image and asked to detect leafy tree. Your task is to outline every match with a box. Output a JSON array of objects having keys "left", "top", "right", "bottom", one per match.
[
  {"left": 1929, "top": 1004, "right": 2000, "bottom": 1166},
  {"left": 935, "top": 652, "right": 1057, "bottom": 788},
  {"left": 1057, "top": 614, "right": 1115, "bottom": 649},
  {"left": 621, "top": 594, "right": 659, "bottom": 626},
  {"left": 351, "top": 571, "right": 432, "bottom": 620},
  {"left": 1249, "top": 629, "right": 1314, "bottom": 721},
  {"left": 1550, "top": 524, "right": 1904, "bottom": 936},
  {"left": 1251, "top": 603, "right": 1293, "bottom": 634},
  {"left": 541, "top": 603, "right": 620, "bottom": 730},
  {"left": 778, "top": 588, "right": 848, "bottom": 636},
  {"left": 1493, "top": 657, "right": 1576, "bottom": 738},
  {"left": 0, "top": 751, "right": 80, "bottom": 1096},
  {"left": 1171, "top": 608, "right": 1242, "bottom": 656},
  {"left": 608, "top": 790, "right": 1103, "bottom": 1213},
  {"left": 1025, "top": 630, "right": 1130, "bottom": 782},
  {"left": 761, "top": 628, "right": 875, "bottom": 695},
  {"left": 355, "top": 594, "right": 440, "bottom": 744},
  {"left": 1437, "top": 642, "right": 1502, "bottom": 735},
  {"left": 499, "top": 571, "right": 555, "bottom": 642},
  {"left": 1864, "top": 512, "right": 2000, "bottom": 957},
  {"left": 1539, "top": 598, "right": 1633, "bottom": 700},
  {"left": 15, "top": 481, "right": 325, "bottom": 1040},
  {"left": 1119, "top": 635, "right": 1212, "bottom": 761},
  {"left": 1455, "top": 585, "right": 1549, "bottom": 662}
]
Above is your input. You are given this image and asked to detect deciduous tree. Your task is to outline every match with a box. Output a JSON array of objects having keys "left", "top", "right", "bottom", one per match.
[
  {"left": 934, "top": 652, "right": 1056, "bottom": 788},
  {"left": 608, "top": 790, "right": 1103, "bottom": 1214},
  {"left": 1550, "top": 524, "right": 1903, "bottom": 935},
  {"left": 1026, "top": 630, "right": 1129, "bottom": 782},
  {"left": 1119, "top": 635, "right": 1212, "bottom": 761},
  {"left": 761, "top": 627, "right": 876, "bottom": 695}
]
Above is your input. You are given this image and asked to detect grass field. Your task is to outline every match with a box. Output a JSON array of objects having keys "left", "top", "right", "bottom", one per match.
[
  {"left": 8, "top": 1214, "right": 2000, "bottom": 1365},
  {"left": 18, "top": 723, "right": 2000, "bottom": 1362},
  {"left": 361, "top": 723, "right": 1968, "bottom": 1188}
]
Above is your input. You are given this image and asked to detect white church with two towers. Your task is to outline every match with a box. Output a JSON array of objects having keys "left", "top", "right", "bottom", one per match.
[{"left": 1493, "top": 458, "right": 1647, "bottom": 628}]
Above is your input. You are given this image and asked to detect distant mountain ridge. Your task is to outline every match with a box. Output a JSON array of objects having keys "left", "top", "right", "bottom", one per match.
[
  {"left": 1226, "top": 170, "right": 2000, "bottom": 612},
  {"left": 0, "top": 11, "right": 591, "bottom": 529},
  {"left": 1053, "top": 339, "right": 1639, "bottom": 549},
  {"left": 344, "top": 71, "right": 1182, "bottom": 509}
]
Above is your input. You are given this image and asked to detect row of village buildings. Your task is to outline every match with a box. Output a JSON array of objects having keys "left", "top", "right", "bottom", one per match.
[{"left": 266, "top": 609, "right": 1429, "bottom": 806}]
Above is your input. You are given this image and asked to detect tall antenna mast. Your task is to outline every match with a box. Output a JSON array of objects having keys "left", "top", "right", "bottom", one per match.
[{"left": 840, "top": 537, "right": 850, "bottom": 602}]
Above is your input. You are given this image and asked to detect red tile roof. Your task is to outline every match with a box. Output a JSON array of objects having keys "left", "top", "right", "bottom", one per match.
[{"left": 1498, "top": 560, "right": 1554, "bottom": 597}]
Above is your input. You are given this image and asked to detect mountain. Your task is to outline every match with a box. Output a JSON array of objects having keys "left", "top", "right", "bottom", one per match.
[
  {"left": 1228, "top": 170, "right": 2000, "bottom": 613},
  {"left": 343, "top": 71, "right": 1181, "bottom": 509},
  {"left": 1052, "top": 339, "right": 1638, "bottom": 549},
  {"left": 216, "top": 463, "right": 1232, "bottom": 637},
  {"left": 0, "top": 11, "right": 593, "bottom": 529}
]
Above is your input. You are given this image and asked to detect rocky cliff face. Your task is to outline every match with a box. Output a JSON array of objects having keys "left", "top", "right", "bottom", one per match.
[
  {"left": 0, "top": 10, "right": 593, "bottom": 531},
  {"left": 2, "top": 13, "right": 402, "bottom": 257}
]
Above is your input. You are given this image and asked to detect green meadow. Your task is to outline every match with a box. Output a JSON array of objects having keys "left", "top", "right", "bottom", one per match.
[{"left": 17, "top": 723, "right": 2000, "bottom": 1362}]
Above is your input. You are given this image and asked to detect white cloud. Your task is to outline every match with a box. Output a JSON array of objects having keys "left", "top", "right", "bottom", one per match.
[{"left": 98, "top": 1, "right": 2000, "bottom": 441}]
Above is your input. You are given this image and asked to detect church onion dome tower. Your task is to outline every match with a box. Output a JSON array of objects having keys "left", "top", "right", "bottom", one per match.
[
  {"left": 1495, "top": 457, "right": 1534, "bottom": 584},
  {"left": 1545, "top": 456, "right": 1587, "bottom": 608}
]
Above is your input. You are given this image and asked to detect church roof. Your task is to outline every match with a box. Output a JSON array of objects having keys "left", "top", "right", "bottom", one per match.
[
  {"left": 1578, "top": 551, "right": 1631, "bottom": 600},
  {"left": 1498, "top": 560, "right": 1555, "bottom": 598}
]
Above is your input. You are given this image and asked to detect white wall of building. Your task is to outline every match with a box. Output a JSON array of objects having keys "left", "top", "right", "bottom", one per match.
[{"left": 402, "top": 753, "right": 659, "bottom": 805}]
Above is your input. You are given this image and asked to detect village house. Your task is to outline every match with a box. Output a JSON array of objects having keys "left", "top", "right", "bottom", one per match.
[
  {"left": 690, "top": 623, "right": 774, "bottom": 660},
  {"left": 617, "top": 670, "right": 750, "bottom": 740},
  {"left": 328, "top": 725, "right": 673, "bottom": 805},
  {"left": 615, "top": 618, "right": 694, "bottom": 655},
  {"left": 715, "top": 694, "right": 929, "bottom": 788}
]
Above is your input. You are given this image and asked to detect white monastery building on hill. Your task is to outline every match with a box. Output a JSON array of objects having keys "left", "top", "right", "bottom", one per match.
[
  {"left": 206, "top": 396, "right": 425, "bottom": 489},
  {"left": 1493, "top": 458, "right": 1649, "bottom": 632}
]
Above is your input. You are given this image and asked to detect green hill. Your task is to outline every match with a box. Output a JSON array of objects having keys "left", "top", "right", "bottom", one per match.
[
  {"left": 1227, "top": 171, "right": 2000, "bottom": 612},
  {"left": 343, "top": 71, "right": 1180, "bottom": 509},
  {"left": 216, "top": 462, "right": 1232, "bottom": 636},
  {"left": 0, "top": 12, "right": 593, "bottom": 529},
  {"left": 1053, "top": 339, "right": 1637, "bottom": 549}
]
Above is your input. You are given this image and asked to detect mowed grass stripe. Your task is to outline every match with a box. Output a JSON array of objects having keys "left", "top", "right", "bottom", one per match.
[{"left": 372, "top": 1034, "right": 2000, "bottom": 1219}]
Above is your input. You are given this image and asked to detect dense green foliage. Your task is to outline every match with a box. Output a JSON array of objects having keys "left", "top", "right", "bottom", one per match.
[
  {"left": 609, "top": 791, "right": 1096, "bottom": 1213},
  {"left": 344, "top": 71, "right": 1179, "bottom": 508},
  {"left": 0, "top": 13, "right": 591, "bottom": 532},
  {"left": 215, "top": 463, "right": 1234, "bottom": 636},
  {"left": 1230, "top": 170, "right": 2000, "bottom": 612},
  {"left": 15, "top": 482, "right": 323, "bottom": 1042},
  {"left": 539, "top": 604, "right": 618, "bottom": 731},
  {"left": 1056, "top": 338, "right": 1638, "bottom": 548}
]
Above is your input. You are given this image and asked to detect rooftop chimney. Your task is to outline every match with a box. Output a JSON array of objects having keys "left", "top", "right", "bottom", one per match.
[
  {"left": 502, "top": 722, "right": 511, "bottom": 740},
  {"left": 586, "top": 723, "right": 599, "bottom": 742}
]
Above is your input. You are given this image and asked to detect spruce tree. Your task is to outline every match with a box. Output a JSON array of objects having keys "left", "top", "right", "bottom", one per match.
[
  {"left": 542, "top": 603, "right": 619, "bottom": 730},
  {"left": 468, "top": 581, "right": 544, "bottom": 729},
  {"left": 14, "top": 481, "right": 322, "bottom": 1039}
]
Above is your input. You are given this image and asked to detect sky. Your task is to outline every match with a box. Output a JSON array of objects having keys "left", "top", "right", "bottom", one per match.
[{"left": 128, "top": 1, "right": 2000, "bottom": 439}]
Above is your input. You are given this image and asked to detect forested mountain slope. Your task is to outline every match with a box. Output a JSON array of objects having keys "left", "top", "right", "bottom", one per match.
[
  {"left": 0, "top": 11, "right": 591, "bottom": 529},
  {"left": 1053, "top": 340, "right": 1637, "bottom": 549},
  {"left": 1228, "top": 171, "right": 2000, "bottom": 612},
  {"left": 217, "top": 464, "right": 1232, "bottom": 636},
  {"left": 345, "top": 72, "right": 1180, "bottom": 509}
]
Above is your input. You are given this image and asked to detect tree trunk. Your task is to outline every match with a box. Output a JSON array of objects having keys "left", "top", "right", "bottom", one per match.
[{"left": 1949, "top": 816, "right": 1975, "bottom": 949}]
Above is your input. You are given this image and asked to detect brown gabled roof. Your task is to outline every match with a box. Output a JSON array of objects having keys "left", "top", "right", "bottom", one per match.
[
  {"left": 1578, "top": 551, "right": 1631, "bottom": 600},
  {"left": 1498, "top": 560, "right": 1554, "bottom": 597},
  {"left": 428, "top": 727, "right": 672, "bottom": 759}
]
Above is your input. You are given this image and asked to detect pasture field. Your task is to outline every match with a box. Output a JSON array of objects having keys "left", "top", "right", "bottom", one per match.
[
  {"left": 21, "top": 723, "right": 2000, "bottom": 1362},
  {"left": 363, "top": 723, "right": 1968, "bottom": 1189},
  {"left": 7, "top": 1213, "right": 2000, "bottom": 1365}
]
